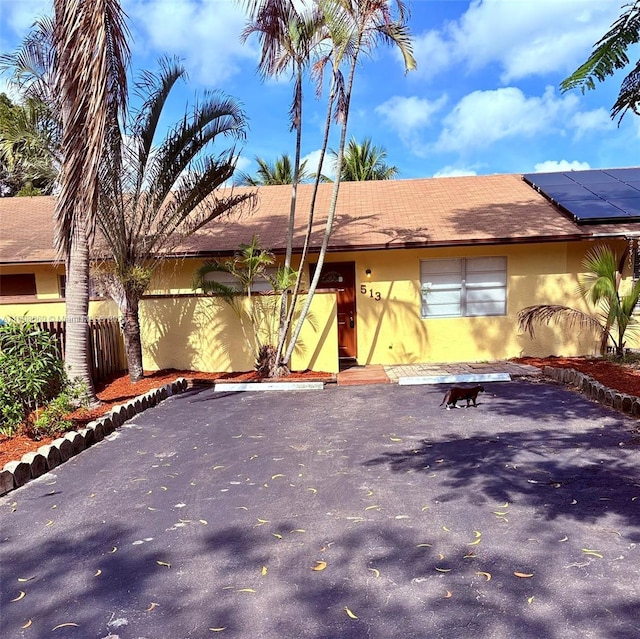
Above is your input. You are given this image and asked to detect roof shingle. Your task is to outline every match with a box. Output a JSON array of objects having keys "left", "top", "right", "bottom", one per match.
[{"left": 2, "top": 173, "right": 640, "bottom": 265}]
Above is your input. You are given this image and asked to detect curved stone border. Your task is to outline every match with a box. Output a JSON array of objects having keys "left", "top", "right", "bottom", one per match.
[
  {"left": 0, "top": 378, "right": 189, "bottom": 497},
  {"left": 541, "top": 366, "right": 640, "bottom": 417}
]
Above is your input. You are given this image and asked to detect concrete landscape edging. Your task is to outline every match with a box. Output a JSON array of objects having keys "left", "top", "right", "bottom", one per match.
[
  {"left": 0, "top": 377, "right": 190, "bottom": 497},
  {"left": 542, "top": 366, "right": 640, "bottom": 417}
]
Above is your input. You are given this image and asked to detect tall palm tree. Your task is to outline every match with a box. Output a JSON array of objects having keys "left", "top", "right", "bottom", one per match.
[
  {"left": 242, "top": 0, "right": 325, "bottom": 375},
  {"left": 281, "top": 0, "right": 416, "bottom": 369},
  {"left": 561, "top": 2, "right": 640, "bottom": 121},
  {"left": 52, "top": 0, "right": 130, "bottom": 396},
  {"left": 243, "top": 0, "right": 415, "bottom": 375},
  {"left": 235, "top": 153, "right": 312, "bottom": 185},
  {"left": 0, "top": 5, "right": 128, "bottom": 395},
  {"left": 330, "top": 136, "right": 398, "bottom": 181},
  {"left": 94, "top": 57, "right": 253, "bottom": 382},
  {"left": 518, "top": 245, "right": 640, "bottom": 358}
]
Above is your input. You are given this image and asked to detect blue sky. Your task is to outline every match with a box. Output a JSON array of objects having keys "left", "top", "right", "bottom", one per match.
[{"left": 0, "top": 0, "right": 635, "bottom": 180}]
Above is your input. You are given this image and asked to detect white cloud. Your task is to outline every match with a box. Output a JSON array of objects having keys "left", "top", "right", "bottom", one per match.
[
  {"left": 123, "top": 0, "right": 254, "bottom": 86},
  {"left": 533, "top": 160, "right": 591, "bottom": 173},
  {"left": 375, "top": 95, "right": 447, "bottom": 144},
  {"left": 1, "top": 0, "right": 51, "bottom": 36},
  {"left": 435, "top": 86, "right": 579, "bottom": 153},
  {"left": 432, "top": 166, "right": 478, "bottom": 178},
  {"left": 569, "top": 108, "right": 614, "bottom": 140},
  {"left": 411, "top": 30, "right": 452, "bottom": 80},
  {"left": 234, "top": 154, "right": 253, "bottom": 174},
  {"left": 413, "top": 0, "right": 621, "bottom": 82},
  {"left": 302, "top": 148, "right": 334, "bottom": 180}
]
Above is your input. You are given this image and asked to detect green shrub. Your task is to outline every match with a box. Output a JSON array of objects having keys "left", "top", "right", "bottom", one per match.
[
  {"left": 31, "top": 393, "right": 73, "bottom": 438},
  {"left": 0, "top": 319, "right": 66, "bottom": 432}
]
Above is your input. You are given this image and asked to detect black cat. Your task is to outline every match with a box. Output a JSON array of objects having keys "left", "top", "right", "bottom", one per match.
[{"left": 440, "top": 385, "right": 484, "bottom": 409}]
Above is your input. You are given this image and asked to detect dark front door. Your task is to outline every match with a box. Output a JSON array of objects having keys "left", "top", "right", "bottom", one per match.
[{"left": 311, "top": 261, "right": 357, "bottom": 360}]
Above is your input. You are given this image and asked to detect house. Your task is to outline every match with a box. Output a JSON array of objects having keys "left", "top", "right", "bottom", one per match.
[{"left": 2, "top": 169, "right": 640, "bottom": 374}]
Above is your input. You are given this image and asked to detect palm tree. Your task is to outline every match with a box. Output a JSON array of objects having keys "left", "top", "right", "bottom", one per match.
[
  {"left": 561, "top": 3, "right": 640, "bottom": 121},
  {"left": 53, "top": 0, "right": 129, "bottom": 396},
  {"left": 330, "top": 136, "right": 398, "bottom": 181},
  {"left": 235, "top": 153, "right": 312, "bottom": 185},
  {"left": 0, "top": 4, "right": 128, "bottom": 398},
  {"left": 193, "top": 235, "right": 295, "bottom": 375},
  {"left": 0, "top": 17, "right": 60, "bottom": 197},
  {"left": 0, "top": 94, "right": 59, "bottom": 195},
  {"left": 280, "top": 0, "right": 416, "bottom": 369},
  {"left": 518, "top": 245, "right": 640, "bottom": 358},
  {"left": 242, "top": 0, "right": 325, "bottom": 375},
  {"left": 93, "top": 57, "right": 253, "bottom": 382},
  {"left": 243, "top": 0, "right": 415, "bottom": 375}
]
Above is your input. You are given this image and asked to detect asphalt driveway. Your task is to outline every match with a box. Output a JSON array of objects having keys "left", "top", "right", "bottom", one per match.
[{"left": 1, "top": 380, "right": 639, "bottom": 639}]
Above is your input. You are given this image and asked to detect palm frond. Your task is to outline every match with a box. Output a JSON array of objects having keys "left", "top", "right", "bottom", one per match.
[
  {"left": 53, "top": 0, "right": 129, "bottom": 257},
  {"left": 612, "top": 59, "right": 640, "bottom": 119},
  {"left": 0, "top": 15, "right": 56, "bottom": 104},
  {"left": 143, "top": 91, "right": 246, "bottom": 214},
  {"left": 561, "top": 2, "right": 640, "bottom": 95},
  {"left": 131, "top": 56, "right": 186, "bottom": 194},
  {"left": 579, "top": 244, "right": 619, "bottom": 306},
  {"left": 517, "top": 304, "right": 605, "bottom": 338}
]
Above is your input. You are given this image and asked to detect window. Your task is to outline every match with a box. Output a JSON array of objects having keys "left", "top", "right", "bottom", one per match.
[
  {"left": 421, "top": 257, "right": 507, "bottom": 318},
  {"left": 202, "top": 268, "right": 278, "bottom": 293},
  {"left": 0, "top": 273, "right": 37, "bottom": 297}
]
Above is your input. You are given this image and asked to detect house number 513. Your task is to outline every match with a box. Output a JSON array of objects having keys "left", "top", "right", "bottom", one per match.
[{"left": 360, "top": 284, "right": 381, "bottom": 301}]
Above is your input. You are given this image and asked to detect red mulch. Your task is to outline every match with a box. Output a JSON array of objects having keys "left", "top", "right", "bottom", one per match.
[
  {"left": 514, "top": 356, "right": 640, "bottom": 397},
  {"left": 0, "top": 368, "right": 334, "bottom": 468}
]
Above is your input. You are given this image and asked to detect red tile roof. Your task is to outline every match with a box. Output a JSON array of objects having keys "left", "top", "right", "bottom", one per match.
[{"left": 2, "top": 173, "right": 640, "bottom": 265}]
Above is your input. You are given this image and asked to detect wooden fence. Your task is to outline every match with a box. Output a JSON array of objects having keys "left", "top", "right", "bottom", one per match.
[{"left": 36, "top": 317, "right": 127, "bottom": 382}]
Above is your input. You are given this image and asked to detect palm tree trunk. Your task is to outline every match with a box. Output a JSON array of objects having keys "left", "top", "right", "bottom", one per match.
[
  {"left": 282, "top": 48, "right": 360, "bottom": 368},
  {"left": 122, "top": 292, "right": 144, "bottom": 382},
  {"left": 64, "top": 221, "right": 96, "bottom": 399},
  {"left": 277, "top": 83, "right": 337, "bottom": 370},
  {"left": 275, "top": 70, "right": 305, "bottom": 374}
]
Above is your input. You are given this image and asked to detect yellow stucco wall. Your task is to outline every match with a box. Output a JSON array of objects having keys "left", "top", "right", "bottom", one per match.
[
  {"left": 139, "top": 292, "right": 338, "bottom": 373},
  {"left": 3, "top": 238, "right": 638, "bottom": 371},
  {"left": 317, "top": 239, "right": 634, "bottom": 364}
]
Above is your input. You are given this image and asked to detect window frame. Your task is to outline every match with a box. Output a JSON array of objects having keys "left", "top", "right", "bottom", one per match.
[{"left": 420, "top": 256, "right": 507, "bottom": 319}]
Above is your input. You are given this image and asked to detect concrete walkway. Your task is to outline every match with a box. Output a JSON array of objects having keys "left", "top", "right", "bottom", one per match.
[
  {"left": 385, "top": 360, "right": 542, "bottom": 382},
  {"left": 337, "top": 360, "right": 542, "bottom": 386}
]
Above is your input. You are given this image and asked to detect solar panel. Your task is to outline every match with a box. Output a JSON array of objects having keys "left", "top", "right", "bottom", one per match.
[
  {"left": 541, "top": 184, "right": 599, "bottom": 202},
  {"left": 523, "top": 168, "right": 640, "bottom": 224},
  {"left": 603, "top": 168, "right": 640, "bottom": 183},
  {"left": 608, "top": 198, "right": 640, "bottom": 217},
  {"left": 557, "top": 199, "right": 630, "bottom": 223},
  {"left": 523, "top": 172, "right": 575, "bottom": 187},
  {"left": 571, "top": 170, "right": 620, "bottom": 185},
  {"left": 589, "top": 183, "right": 640, "bottom": 199}
]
